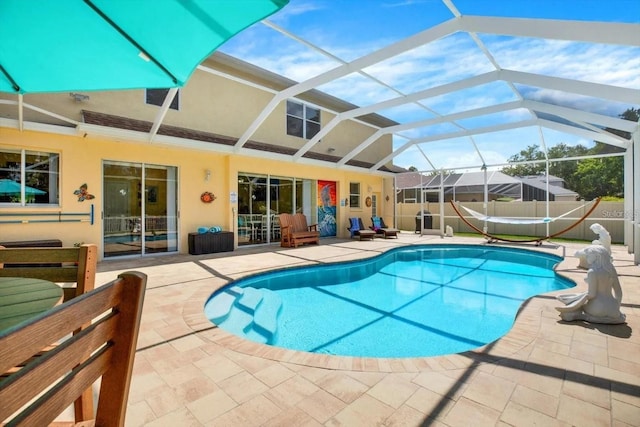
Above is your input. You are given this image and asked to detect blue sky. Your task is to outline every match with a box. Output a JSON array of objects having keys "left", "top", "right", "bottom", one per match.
[{"left": 220, "top": 0, "right": 640, "bottom": 171}]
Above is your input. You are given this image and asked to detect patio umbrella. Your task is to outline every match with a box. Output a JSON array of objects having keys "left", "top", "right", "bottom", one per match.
[
  {"left": 0, "top": 0, "right": 288, "bottom": 94},
  {"left": 0, "top": 179, "right": 46, "bottom": 195}
]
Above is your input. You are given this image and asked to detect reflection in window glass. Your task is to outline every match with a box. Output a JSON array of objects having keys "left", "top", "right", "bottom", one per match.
[
  {"left": 146, "top": 88, "right": 179, "bottom": 110},
  {"left": 286, "top": 115, "right": 304, "bottom": 138},
  {"left": 0, "top": 149, "right": 59, "bottom": 205},
  {"left": 286, "top": 100, "right": 320, "bottom": 139},
  {"left": 349, "top": 182, "right": 360, "bottom": 208}
]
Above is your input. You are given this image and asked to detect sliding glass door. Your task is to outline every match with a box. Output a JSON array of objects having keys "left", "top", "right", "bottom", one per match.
[
  {"left": 103, "top": 161, "right": 178, "bottom": 257},
  {"left": 237, "top": 173, "right": 314, "bottom": 246}
]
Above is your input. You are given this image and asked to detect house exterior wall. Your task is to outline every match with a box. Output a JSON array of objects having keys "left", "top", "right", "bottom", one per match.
[
  {"left": 0, "top": 53, "right": 398, "bottom": 260},
  {"left": 0, "top": 127, "right": 391, "bottom": 260}
]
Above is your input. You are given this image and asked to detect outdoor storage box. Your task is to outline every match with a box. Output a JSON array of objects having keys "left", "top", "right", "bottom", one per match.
[{"left": 188, "top": 232, "right": 233, "bottom": 255}]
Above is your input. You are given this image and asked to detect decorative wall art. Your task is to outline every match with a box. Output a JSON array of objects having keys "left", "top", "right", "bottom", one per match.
[
  {"left": 200, "top": 191, "right": 216, "bottom": 203},
  {"left": 73, "top": 183, "right": 94, "bottom": 202},
  {"left": 317, "top": 180, "right": 336, "bottom": 237}
]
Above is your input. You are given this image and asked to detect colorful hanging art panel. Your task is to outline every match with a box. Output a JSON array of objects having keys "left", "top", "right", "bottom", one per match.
[{"left": 317, "top": 180, "right": 336, "bottom": 237}]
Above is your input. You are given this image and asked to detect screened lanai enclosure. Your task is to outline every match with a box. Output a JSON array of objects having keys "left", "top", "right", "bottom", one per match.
[
  {"left": 394, "top": 168, "right": 625, "bottom": 244},
  {"left": 215, "top": 0, "right": 639, "bottom": 262}
]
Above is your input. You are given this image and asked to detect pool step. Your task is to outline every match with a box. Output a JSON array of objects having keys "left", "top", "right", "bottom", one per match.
[
  {"left": 253, "top": 290, "right": 282, "bottom": 341},
  {"left": 205, "top": 286, "right": 282, "bottom": 344},
  {"left": 205, "top": 286, "right": 244, "bottom": 324},
  {"left": 222, "top": 304, "right": 255, "bottom": 339},
  {"left": 237, "top": 287, "right": 263, "bottom": 313}
]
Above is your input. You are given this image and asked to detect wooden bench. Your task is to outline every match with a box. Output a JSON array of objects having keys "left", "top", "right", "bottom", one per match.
[
  {"left": 279, "top": 213, "right": 320, "bottom": 248},
  {"left": 0, "top": 271, "right": 147, "bottom": 426},
  {"left": 0, "top": 239, "right": 62, "bottom": 249},
  {"left": 0, "top": 244, "right": 98, "bottom": 303}
]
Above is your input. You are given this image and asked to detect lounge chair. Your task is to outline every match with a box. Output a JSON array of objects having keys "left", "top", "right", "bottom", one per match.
[
  {"left": 279, "top": 213, "right": 320, "bottom": 248},
  {"left": 348, "top": 218, "right": 375, "bottom": 241},
  {"left": 370, "top": 216, "right": 399, "bottom": 239}
]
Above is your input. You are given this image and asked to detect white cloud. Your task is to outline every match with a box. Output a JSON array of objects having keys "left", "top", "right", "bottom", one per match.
[
  {"left": 520, "top": 87, "right": 634, "bottom": 117},
  {"left": 485, "top": 37, "right": 640, "bottom": 88}
]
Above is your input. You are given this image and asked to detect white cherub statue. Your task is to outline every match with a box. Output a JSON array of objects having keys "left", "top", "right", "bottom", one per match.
[
  {"left": 557, "top": 244, "right": 625, "bottom": 324},
  {"left": 578, "top": 223, "right": 611, "bottom": 269}
]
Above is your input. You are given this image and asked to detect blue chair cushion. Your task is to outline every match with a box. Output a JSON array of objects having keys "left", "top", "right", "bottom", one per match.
[{"left": 372, "top": 217, "right": 382, "bottom": 230}]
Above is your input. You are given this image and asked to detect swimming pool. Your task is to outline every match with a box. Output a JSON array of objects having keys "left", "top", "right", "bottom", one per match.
[{"left": 204, "top": 244, "right": 575, "bottom": 358}]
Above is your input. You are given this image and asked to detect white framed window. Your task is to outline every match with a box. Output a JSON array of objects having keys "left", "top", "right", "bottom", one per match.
[
  {"left": 145, "top": 88, "right": 180, "bottom": 110},
  {"left": 0, "top": 149, "right": 60, "bottom": 205},
  {"left": 349, "top": 182, "right": 360, "bottom": 208},
  {"left": 286, "top": 100, "right": 320, "bottom": 139}
]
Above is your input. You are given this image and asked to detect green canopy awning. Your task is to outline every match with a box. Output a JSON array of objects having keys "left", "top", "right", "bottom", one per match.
[{"left": 0, "top": 0, "right": 288, "bottom": 94}]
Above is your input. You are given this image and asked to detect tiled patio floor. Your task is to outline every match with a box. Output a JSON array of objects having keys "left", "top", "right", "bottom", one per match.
[{"left": 95, "top": 234, "right": 640, "bottom": 426}]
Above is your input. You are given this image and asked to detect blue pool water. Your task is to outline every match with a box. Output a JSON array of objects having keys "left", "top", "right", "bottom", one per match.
[{"left": 204, "top": 245, "right": 575, "bottom": 358}]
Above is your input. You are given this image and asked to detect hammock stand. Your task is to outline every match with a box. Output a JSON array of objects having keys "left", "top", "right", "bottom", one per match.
[{"left": 450, "top": 198, "right": 601, "bottom": 246}]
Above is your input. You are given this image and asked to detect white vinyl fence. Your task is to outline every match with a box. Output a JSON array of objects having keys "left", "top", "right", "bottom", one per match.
[{"left": 396, "top": 200, "right": 625, "bottom": 243}]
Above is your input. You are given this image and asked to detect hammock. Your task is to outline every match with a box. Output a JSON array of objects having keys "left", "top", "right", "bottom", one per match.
[
  {"left": 450, "top": 198, "right": 601, "bottom": 245},
  {"left": 459, "top": 203, "right": 589, "bottom": 225}
]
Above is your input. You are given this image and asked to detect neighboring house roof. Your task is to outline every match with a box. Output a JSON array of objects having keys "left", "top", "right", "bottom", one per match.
[
  {"left": 397, "top": 170, "right": 519, "bottom": 189},
  {"left": 517, "top": 175, "right": 579, "bottom": 197},
  {"left": 396, "top": 170, "right": 577, "bottom": 198},
  {"left": 452, "top": 171, "right": 521, "bottom": 186},
  {"left": 443, "top": 171, "right": 521, "bottom": 198},
  {"left": 518, "top": 175, "right": 567, "bottom": 188}
]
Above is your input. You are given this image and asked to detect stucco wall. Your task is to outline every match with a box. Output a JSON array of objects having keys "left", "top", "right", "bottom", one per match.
[{"left": 0, "top": 128, "right": 390, "bottom": 259}]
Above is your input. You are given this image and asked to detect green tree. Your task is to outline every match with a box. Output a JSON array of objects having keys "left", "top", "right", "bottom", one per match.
[
  {"left": 547, "top": 143, "right": 588, "bottom": 193},
  {"left": 428, "top": 168, "right": 454, "bottom": 176},
  {"left": 574, "top": 108, "right": 636, "bottom": 199},
  {"left": 501, "top": 145, "right": 545, "bottom": 176},
  {"left": 501, "top": 108, "right": 637, "bottom": 199},
  {"left": 575, "top": 157, "right": 623, "bottom": 200}
]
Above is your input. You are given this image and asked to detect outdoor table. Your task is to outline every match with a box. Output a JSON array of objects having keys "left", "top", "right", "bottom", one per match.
[{"left": 0, "top": 277, "right": 63, "bottom": 332}]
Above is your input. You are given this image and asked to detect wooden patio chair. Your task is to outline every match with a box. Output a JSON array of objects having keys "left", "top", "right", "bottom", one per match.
[
  {"left": 279, "top": 213, "right": 320, "bottom": 248},
  {"left": 0, "top": 271, "right": 147, "bottom": 427},
  {"left": 0, "top": 243, "right": 98, "bottom": 302},
  {"left": 0, "top": 243, "right": 98, "bottom": 421}
]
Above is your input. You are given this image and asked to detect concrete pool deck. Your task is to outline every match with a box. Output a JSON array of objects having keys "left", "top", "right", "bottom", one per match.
[{"left": 96, "top": 233, "right": 640, "bottom": 426}]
